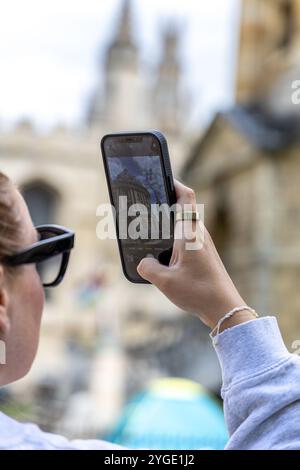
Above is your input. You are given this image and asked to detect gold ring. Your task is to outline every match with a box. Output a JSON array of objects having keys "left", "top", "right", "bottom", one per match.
[{"left": 176, "top": 211, "right": 200, "bottom": 222}]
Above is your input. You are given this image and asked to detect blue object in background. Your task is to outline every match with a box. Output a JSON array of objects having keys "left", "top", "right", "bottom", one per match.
[{"left": 106, "top": 378, "right": 228, "bottom": 450}]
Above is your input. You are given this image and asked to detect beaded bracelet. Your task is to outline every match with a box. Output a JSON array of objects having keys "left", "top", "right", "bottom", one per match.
[{"left": 210, "top": 306, "right": 259, "bottom": 345}]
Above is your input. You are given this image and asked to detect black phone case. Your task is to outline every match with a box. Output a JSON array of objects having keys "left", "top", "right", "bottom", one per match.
[{"left": 100, "top": 130, "right": 177, "bottom": 284}]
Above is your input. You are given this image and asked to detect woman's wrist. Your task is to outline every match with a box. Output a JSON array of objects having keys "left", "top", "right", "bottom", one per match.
[
  {"left": 215, "top": 310, "right": 258, "bottom": 335},
  {"left": 198, "top": 282, "right": 258, "bottom": 334},
  {"left": 200, "top": 290, "right": 247, "bottom": 330}
]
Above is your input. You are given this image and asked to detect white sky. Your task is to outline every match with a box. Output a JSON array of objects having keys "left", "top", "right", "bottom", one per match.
[{"left": 0, "top": 0, "right": 240, "bottom": 131}]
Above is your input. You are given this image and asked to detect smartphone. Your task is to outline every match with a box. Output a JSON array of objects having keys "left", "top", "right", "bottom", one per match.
[{"left": 101, "top": 130, "right": 177, "bottom": 284}]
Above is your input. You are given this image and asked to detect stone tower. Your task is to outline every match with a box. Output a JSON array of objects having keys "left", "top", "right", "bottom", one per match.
[
  {"left": 152, "top": 28, "right": 182, "bottom": 135},
  {"left": 236, "top": 0, "right": 300, "bottom": 111},
  {"left": 88, "top": 0, "right": 147, "bottom": 130}
]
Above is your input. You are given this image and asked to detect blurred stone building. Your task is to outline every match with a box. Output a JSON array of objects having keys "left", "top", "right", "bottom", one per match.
[
  {"left": 182, "top": 0, "right": 300, "bottom": 346},
  {"left": 0, "top": 0, "right": 219, "bottom": 437}
]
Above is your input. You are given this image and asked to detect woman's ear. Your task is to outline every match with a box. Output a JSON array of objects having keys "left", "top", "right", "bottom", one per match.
[{"left": 0, "top": 266, "right": 10, "bottom": 335}]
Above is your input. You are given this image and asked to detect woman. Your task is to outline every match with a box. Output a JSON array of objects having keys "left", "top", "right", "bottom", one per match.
[{"left": 0, "top": 171, "right": 299, "bottom": 450}]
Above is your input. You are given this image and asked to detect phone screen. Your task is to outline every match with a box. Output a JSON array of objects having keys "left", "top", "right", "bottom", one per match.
[{"left": 103, "top": 134, "right": 174, "bottom": 282}]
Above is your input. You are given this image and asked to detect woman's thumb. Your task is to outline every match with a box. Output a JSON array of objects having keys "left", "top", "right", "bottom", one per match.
[{"left": 137, "top": 257, "right": 168, "bottom": 286}]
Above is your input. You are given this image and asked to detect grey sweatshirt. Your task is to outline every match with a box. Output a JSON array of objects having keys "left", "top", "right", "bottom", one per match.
[
  {"left": 0, "top": 316, "right": 299, "bottom": 449},
  {"left": 213, "top": 316, "right": 300, "bottom": 450}
]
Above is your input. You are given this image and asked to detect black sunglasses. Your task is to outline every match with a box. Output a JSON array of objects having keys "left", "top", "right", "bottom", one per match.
[{"left": 2, "top": 225, "right": 75, "bottom": 287}]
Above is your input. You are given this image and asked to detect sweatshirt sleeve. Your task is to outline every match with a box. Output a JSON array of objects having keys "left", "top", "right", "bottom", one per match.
[{"left": 212, "top": 316, "right": 300, "bottom": 450}]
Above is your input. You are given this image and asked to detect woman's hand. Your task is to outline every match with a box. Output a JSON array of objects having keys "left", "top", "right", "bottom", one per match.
[{"left": 137, "top": 180, "right": 254, "bottom": 332}]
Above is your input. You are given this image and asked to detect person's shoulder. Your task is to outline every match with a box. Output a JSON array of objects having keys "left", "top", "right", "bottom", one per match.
[
  {"left": 0, "top": 411, "right": 28, "bottom": 449},
  {"left": 0, "top": 412, "right": 124, "bottom": 450},
  {"left": 0, "top": 412, "right": 72, "bottom": 450}
]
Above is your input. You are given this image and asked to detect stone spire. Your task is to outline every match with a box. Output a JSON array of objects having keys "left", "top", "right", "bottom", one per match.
[
  {"left": 105, "top": 0, "right": 137, "bottom": 73},
  {"left": 113, "top": 0, "right": 133, "bottom": 48},
  {"left": 152, "top": 28, "right": 181, "bottom": 134},
  {"left": 87, "top": 0, "right": 139, "bottom": 128}
]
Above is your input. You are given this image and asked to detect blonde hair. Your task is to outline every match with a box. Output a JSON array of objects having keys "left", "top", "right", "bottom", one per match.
[{"left": 0, "top": 171, "right": 22, "bottom": 259}]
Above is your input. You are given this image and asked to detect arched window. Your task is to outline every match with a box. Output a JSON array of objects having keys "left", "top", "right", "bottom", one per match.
[{"left": 21, "top": 181, "right": 59, "bottom": 226}]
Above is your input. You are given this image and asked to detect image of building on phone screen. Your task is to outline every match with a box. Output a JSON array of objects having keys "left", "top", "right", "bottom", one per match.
[{"left": 108, "top": 155, "right": 173, "bottom": 273}]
